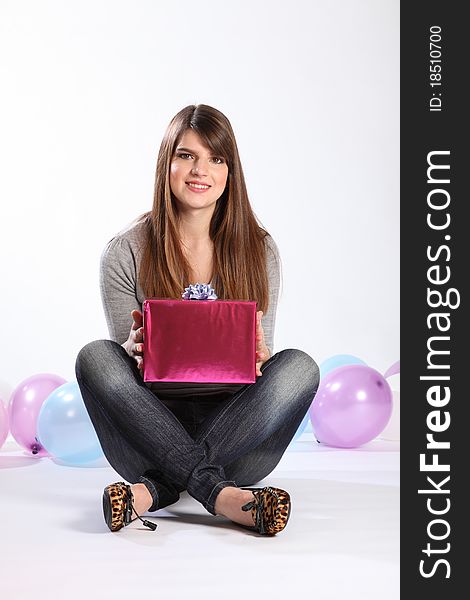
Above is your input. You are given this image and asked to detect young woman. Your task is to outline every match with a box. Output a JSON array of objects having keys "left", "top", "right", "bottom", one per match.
[{"left": 75, "top": 104, "right": 319, "bottom": 536}]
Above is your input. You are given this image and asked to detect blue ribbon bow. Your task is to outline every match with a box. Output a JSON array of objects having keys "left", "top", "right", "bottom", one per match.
[{"left": 182, "top": 283, "right": 218, "bottom": 300}]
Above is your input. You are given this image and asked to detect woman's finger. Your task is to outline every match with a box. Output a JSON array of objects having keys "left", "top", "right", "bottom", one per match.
[{"left": 131, "top": 310, "right": 143, "bottom": 330}]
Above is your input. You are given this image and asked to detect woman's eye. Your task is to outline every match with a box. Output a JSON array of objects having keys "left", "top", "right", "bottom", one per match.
[{"left": 176, "top": 153, "right": 224, "bottom": 164}]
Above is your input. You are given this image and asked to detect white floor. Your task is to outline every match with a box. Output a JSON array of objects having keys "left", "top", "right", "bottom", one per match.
[{"left": 1, "top": 431, "right": 399, "bottom": 600}]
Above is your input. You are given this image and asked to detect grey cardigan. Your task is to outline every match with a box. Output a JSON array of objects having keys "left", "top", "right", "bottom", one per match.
[{"left": 99, "top": 218, "right": 281, "bottom": 398}]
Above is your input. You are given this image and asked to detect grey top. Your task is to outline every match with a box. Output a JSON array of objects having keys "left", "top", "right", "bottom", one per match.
[{"left": 99, "top": 218, "right": 281, "bottom": 398}]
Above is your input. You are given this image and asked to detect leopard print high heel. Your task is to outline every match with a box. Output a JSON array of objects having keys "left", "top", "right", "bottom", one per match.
[
  {"left": 102, "top": 481, "right": 157, "bottom": 532},
  {"left": 240, "top": 486, "right": 291, "bottom": 535}
]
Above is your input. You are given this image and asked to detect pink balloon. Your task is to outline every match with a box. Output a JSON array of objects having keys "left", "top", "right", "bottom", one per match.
[
  {"left": 0, "top": 400, "right": 9, "bottom": 449},
  {"left": 9, "top": 373, "right": 67, "bottom": 456},
  {"left": 309, "top": 365, "right": 392, "bottom": 448}
]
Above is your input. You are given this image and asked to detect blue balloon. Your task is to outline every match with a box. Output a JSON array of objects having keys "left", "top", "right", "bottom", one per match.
[
  {"left": 319, "top": 354, "right": 367, "bottom": 379},
  {"left": 37, "top": 381, "right": 104, "bottom": 464},
  {"left": 291, "top": 412, "right": 310, "bottom": 443}
]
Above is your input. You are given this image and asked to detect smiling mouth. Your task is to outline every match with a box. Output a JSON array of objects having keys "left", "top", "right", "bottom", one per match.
[{"left": 186, "top": 182, "right": 211, "bottom": 190}]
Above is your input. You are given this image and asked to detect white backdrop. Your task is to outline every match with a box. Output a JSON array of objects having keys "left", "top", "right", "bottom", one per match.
[{"left": 0, "top": 0, "right": 399, "bottom": 402}]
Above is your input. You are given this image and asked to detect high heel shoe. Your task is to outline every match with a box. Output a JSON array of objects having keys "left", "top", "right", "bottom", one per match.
[
  {"left": 240, "top": 486, "right": 291, "bottom": 535},
  {"left": 102, "top": 481, "right": 157, "bottom": 532}
]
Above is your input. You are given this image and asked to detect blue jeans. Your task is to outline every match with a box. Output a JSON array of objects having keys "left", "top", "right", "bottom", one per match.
[{"left": 75, "top": 341, "right": 319, "bottom": 516}]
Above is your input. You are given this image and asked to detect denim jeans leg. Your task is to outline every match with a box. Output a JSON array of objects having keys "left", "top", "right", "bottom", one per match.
[
  {"left": 75, "top": 340, "right": 237, "bottom": 512},
  {"left": 223, "top": 400, "right": 312, "bottom": 486},
  {"left": 188, "top": 349, "right": 320, "bottom": 513},
  {"left": 76, "top": 373, "right": 177, "bottom": 512},
  {"left": 76, "top": 342, "right": 184, "bottom": 511}
]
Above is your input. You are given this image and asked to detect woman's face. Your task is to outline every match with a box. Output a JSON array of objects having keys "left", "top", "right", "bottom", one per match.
[{"left": 169, "top": 129, "right": 229, "bottom": 213}]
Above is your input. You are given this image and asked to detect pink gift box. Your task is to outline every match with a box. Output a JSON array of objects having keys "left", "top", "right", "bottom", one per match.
[{"left": 143, "top": 299, "right": 257, "bottom": 383}]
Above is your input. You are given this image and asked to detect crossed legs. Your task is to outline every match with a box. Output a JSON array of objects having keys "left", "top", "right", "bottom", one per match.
[{"left": 75, "top": 340, "right": 319, "bottom": 521}]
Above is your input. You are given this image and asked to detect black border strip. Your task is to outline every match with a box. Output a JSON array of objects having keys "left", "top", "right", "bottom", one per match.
[{"left": 401, "top": 1, "right": 465, "bottom": 594}]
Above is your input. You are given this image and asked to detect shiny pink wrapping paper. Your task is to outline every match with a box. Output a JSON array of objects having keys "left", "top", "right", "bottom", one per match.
[{"left": 143, "top": 299, "right": 257, "bottom": 383}]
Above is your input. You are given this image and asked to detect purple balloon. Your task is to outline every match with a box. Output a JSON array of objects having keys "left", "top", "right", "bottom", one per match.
[
  {"left": 384, "top": 360, "right": 400, "bottom": 379},
  {"left": 309, "top": 365, "right": 392, "bottom": 448},
  {"left": 8, "top": 373, "right": 67, "bottom": 456},
  {"left": 0, "top": 400, "right": 9, "bottom": 449}
]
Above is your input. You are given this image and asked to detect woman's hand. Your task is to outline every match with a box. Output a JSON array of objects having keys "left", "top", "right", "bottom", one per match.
[
  {"left": 121, "top": 309, "right": 145, "bottom": 373},
  {"left": 255, "top": 310, "right": 270, "bottom": 377}
]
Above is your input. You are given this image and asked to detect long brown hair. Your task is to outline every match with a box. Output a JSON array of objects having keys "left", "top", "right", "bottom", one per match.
[{"left": 135, "top": 104, "right": 272, "bottom": 313}]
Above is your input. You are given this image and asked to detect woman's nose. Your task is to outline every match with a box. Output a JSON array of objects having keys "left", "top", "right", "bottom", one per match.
[{"left": 191, "top": 158, "right": 209, "bottom": 175}]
